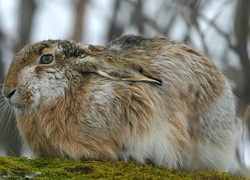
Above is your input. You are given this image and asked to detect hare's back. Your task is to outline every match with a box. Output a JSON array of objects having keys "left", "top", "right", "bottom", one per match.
[{"left": 106, "top": 35, "right": 227, "bottom": 113}]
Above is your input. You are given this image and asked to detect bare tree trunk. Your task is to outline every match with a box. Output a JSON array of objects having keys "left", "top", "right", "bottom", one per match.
[
  {"left": 106, "top": 0, "right": 123, "bottom": 42},
  {"left": 0, "top": 50, "right": 4, "bottom": 79},
  {"left": 235, "top": 0, "right": 250, "bottom": 104},
  {"left": 15, "top": 0, "right": 36, "bottom": 52},
  {"left": 71, "top": 0, "right": 88, "bottom": 42},
  {"left": 130, "top": 0, "right": 144, "bottom": 34},
  {"left": 0, "top": 29, "right": 5, "bottom": 79}
]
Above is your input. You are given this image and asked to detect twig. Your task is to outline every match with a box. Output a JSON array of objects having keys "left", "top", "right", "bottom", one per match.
[{"left": 199, "top": 14, "right": 236, "bottom": 51}]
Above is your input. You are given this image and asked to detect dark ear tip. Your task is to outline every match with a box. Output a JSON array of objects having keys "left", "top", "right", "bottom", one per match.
[{"left": 156, "top": 79, "right": 162, "bottom": 85}]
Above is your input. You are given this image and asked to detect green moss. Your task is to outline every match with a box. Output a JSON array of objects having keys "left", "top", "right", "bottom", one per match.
[{"left": 0, "top": 156, "right": 248, "bottom": 179}]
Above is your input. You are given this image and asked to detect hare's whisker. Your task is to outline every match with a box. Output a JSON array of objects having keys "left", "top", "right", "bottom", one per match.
[
  {"left": 0, "top": 104, "right": 14, "bottom": 139},
  {"left": 0, "top": 101, "right": 5, "bottom": 107}
]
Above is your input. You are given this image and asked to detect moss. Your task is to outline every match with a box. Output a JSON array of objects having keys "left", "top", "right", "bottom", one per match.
[{"left": 0, "top": 156, "right": 248, "bottom": 179}]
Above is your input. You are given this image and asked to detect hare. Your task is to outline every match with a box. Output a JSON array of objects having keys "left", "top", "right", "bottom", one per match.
[{"left": 2, "top": 35, "right": 249, "bottom": 176}]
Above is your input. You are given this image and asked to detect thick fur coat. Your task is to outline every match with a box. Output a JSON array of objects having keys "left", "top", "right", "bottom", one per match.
[{"left": 2, "top": 35, "right": 248, "bottom": 176}]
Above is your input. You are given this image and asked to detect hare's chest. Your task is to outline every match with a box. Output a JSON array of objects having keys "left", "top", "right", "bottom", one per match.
[{"left": 16, "top": 114, "right": 67, "bottom": 157}]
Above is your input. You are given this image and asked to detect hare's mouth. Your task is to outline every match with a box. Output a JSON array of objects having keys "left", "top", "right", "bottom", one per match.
[
  {"left": 8, "top": 101, "right": 34, "bottom": 116},
  {"left": 4, "top": 96, "right": 37, "bottom": 116}
]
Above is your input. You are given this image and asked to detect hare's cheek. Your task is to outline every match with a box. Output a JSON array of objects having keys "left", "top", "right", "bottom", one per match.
[
  {"left": 38, "top": 70, "right": 68, "bottom": 103},
  {"left": 17, "top": 67, "right": 41, "bottom": 107}
]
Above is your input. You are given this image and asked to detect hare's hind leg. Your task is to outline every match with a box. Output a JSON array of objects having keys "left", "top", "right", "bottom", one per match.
[{"left": 193, "top": 86, "right": 239, "bottom": 171}]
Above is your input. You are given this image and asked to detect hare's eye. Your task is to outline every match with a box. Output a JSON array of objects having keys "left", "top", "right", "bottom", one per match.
[{"left": 40, "top": 54, "right": 53, "bottom": 64}]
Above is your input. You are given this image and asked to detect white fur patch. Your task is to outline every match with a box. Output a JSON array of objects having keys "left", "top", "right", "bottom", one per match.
[
  {"left": 11, "top": 66, "right": 68, "bottom": 115},
  {"left": 119, "top": 122, "right": 181, "bottom": 168}
]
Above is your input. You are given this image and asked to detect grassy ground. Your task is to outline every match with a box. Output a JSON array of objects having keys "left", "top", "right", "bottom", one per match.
[{"left": 0, "top": 156, "right": 248, "bottom": 179}]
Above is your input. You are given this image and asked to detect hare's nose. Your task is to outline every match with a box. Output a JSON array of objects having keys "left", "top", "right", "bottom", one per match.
[{"left": 2, "top": 86, "right": 17, "bottom": 99}]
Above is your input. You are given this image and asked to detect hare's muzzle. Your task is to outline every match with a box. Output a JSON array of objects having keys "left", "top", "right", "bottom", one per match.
[
  {"left": 2, "top": 86, "right": 17, "bottom": 105},
  {"left": 2, "top": 86, "right": 16, "bottom": 99}
]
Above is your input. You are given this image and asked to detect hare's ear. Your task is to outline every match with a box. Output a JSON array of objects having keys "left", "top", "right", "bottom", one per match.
[{"left": 73, "top": 55, "right": 162, "bottom": 85}]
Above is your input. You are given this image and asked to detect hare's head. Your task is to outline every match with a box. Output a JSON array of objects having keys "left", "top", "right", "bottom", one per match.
[
  {"left": 2, "top": 40, "right": 161, "bottom": 115},
  {"left": 2, "top": 40, "right": 84, "bottom": 115}
]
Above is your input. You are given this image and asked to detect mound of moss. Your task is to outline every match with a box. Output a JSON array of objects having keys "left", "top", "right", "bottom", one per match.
[{"left": 0, "top": 156, "right": 247, "bottom": 179}]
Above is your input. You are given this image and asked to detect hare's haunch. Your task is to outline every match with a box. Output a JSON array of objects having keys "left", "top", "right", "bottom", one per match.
[{"left": 2, "top": 35, "right": 248, "bottom": 176}]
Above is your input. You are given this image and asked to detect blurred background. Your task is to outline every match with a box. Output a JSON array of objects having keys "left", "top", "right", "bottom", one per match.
[{"left": 0, "top": 0, "right": 249, "bottom": 161}]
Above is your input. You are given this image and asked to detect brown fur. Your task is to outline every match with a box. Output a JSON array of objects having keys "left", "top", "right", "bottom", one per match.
[{"left": 2, "top": 35, "right": 241, "bottom": 173}]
